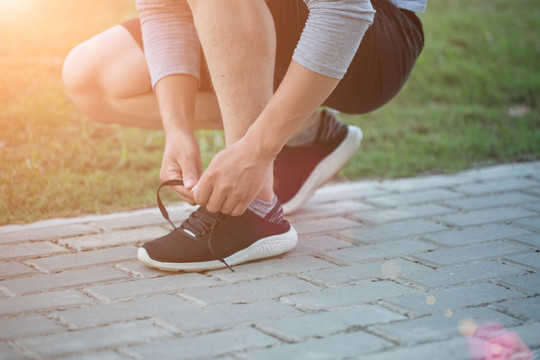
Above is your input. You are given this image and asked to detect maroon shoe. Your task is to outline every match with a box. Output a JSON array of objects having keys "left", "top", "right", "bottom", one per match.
[{"left": 274, "top": 110, "right": 363, "bottom": 214}]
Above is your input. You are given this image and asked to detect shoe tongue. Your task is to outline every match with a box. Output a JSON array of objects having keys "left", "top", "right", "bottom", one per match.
[{"left": 181, "top": 207, "right": 220, "bottom": 237}]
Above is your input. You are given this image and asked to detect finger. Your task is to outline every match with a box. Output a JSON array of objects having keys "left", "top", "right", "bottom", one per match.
[
  {"left": 231, "top": 200, "right": 249, "bottom": 217},
  {"left": 220, "top": 195, "right": 239, "bottom": 215},
  {"left": 160, "top": 166, "right": 182, "bottom": 183},
  {"left": 230, "top": 186, "right": 259, "bottom": 216},
  {"left": 181, "top": 161, "right": 201, "bottom": 190},
  {"left": 172, "top": 186, "right": 197, "bottom": 205},
  {"left": 204, "top": 188, "right": 226, "bottom": 213},
  {"left": 192, "top": 180, "right": 211, "bottom": 209}
]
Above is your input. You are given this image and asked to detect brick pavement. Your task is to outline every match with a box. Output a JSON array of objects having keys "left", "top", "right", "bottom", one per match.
[{"left": 0, "top": 162, "right": 539, "bottom": 359}]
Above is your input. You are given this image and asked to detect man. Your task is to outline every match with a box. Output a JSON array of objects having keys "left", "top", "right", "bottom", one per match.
[{"left": 63, "top": 0, "right": 426, "bottom": 271}]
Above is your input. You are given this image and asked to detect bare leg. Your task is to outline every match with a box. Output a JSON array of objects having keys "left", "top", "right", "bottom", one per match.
[
  {"left": 62, "top": 24, "right": 222, "bottom": 130},
  {"left": 188, "top": 0, "right": 276, "bottom": 205}
]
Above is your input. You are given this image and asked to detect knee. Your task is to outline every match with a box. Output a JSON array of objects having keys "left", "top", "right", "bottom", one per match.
[{"left": 62, "top": 41, "right": 100, "bottom": 98}]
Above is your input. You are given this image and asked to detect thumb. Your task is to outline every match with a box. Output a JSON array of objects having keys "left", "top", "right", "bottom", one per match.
[{"left": 182, "top": 163, "right": 200, "bottom": 190}]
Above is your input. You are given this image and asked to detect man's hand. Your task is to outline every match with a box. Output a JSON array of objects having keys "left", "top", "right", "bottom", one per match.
[
  {"left": 160, "top": 131, "right": 202, "bottom": 205},
  {"left": 193, "top": 136, "right": 273, "bottom": 216}
]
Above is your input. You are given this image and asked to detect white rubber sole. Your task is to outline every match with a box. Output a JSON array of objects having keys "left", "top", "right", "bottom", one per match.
[
  {"left": 282, "top": 126, "right": 363, "bottom": 215},
  {"left": 137, "top": 225, "right": 298, "bottom": 272}
]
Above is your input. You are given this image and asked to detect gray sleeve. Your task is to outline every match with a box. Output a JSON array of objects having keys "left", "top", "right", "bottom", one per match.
[
  {"left": 293, "top": 0, "right": 375, "bottom": 79},
  {"left": 136, "top": 0, "right": 200, "bottom": 89}
]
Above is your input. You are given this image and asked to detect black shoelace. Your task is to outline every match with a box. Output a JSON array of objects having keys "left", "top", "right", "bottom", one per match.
[{"left": 157, "top": 180, "right": 234, "bottom": 272}]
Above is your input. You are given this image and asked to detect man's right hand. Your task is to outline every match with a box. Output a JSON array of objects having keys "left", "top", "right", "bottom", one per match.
[{"left": 160, "top": 131, "right": 202, "bottom": 205}]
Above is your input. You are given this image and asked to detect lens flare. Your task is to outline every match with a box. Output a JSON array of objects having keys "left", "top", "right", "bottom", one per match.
[{"left": 462, "top": 320, "right": 533, "bottom": 360}]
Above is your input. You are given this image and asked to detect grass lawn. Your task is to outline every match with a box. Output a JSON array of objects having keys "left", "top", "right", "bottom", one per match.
[{"left": 1, "top": 0, "right": 539, "bottom": 225}]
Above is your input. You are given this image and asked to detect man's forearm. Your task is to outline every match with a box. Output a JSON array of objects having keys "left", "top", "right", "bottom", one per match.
[
  {"left": 154, "top": 74, "right": 199, "bottom": 136},
  {"left": 243, "top": 60, "right": 340, "bottom": 158}
]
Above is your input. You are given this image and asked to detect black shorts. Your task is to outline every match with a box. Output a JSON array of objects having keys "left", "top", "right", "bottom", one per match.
[{"left": 123, "top": 0, "right": 424, "bottom": 114}]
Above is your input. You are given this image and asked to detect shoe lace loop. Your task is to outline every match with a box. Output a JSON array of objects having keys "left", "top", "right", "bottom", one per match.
[{"left": 157, "top": 180, "right": 234, "bottom": 272}]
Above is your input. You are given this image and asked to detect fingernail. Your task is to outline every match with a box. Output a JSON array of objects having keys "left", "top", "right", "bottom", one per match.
[{"left": 184, "top": 179, "right": 195, "bottom": 189}]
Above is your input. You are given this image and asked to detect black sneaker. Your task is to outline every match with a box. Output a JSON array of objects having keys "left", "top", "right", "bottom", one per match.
[
  {"left": 274, "top": 110, "right": 363, "bottom": 214},
  {"left": 137, "top": 180, "right": 297, "bottom": 272}
]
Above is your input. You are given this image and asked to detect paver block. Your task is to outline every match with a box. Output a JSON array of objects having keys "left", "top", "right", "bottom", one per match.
[
  {"left": 0, "top": 224, "right": 98, "bottom": 244},
  {"left": 308, "top": 182, "right": 389, "bottom": 204},
  {"left": 325, "top": 238, "right": 439, "bottom": 263},
  {"left": 385, "top": 283, "right": 524, "bottom": 316},
  {"left": 523, "top": 201, "right": 540, "bottom": 212},
  {"left": 155, "top": 299, "right": 301, "bottom": 334},
  {"left": 370, "top": 307, "right": 522, "bottom": 345},
  {"left": 365, "top": 189, "right": 462, "bottom": 207},
  {"left": 443, "top": 192, "right": 539, "bottom": 211},
  {"left": 354, "top": 204, "right": 454, "bottom": 224},
  {"left": 127, "top": 327, "right": 278, "bottom": 360},
  {"left": 525, "top": 187, "right": 540, "bottom": 197},
  {"left": 365, "top": 337, "right": 470, "bottom": 360},
  {"left": 516, "top": 218, "right": 540, "bottom": 236},
  {"left": 292, "top": 217, "right": 363, "bottom": 236},
  {"left": 435, "top": 207, "right": 537, "bottom": 227},
  {"left": 499, "top": 273, "right": 540, "bottom": 294},
  {"left": 339, "top": 219, "right": 449, "bottom": 243},
  {"left": 413, "top": 241, "right": 528, "bottom": 266},
  {"left": 258, "top": 304, "right": 405, "bottom": 342},
  {"left": 281, "top": 281, "right": 416, "bottom": 311},
  {"left": 287, "top": 199, "right": 373, "bottom": 222},
  {"left": 503, "top": 252, "right": 540, "bottom": 270},
  {"left": 491, "top": 296, "right": 540, "bottom": 320},
  {"left": 113, "top": 260, "right": 166, "bottom": 279},
  {"left": 454, "top": 178, "right": 540, "bottom": 196},
  {"left": 60, "top": 350, "right": 131, "bottom": 360},
  {"left": 400, "top": 261, "right": 526, "bottom": 288},
  {"left": 460, "top": 163, "right": 540, "bottom": 180},
  {"left": 209, "top": 255, "right": 334, "bottom": 282},
  {"left": 87, "top": 273, "right": 217, "bottom": 301},
  {"left": 27, "top": 245, "right": 138, "bottom": 272},
  {"left": 507, "top": 322, "right": 540, "bottom": 350},
  {"left": 468, "top": 321, "right": 540, "bottom": 358},
  {"left": 89, "top": 210, "right": 190, "bottom": 231},
  {"left": 300, "top": 258, "right": 429, "bottom": 286},
  {"left": 508, "top": 318, "right": 540, "bottom": 349},
  {"left": 240, "top": 331, "right": 391, "bottom": 360},
  {"left": 424, "top": 224, "right": 532, "bottom": 247},
  {"left": 1, "top": 266, "right": 129, "bottom": 295},
  {"left": 0, "top": 342, "right": 25, "bottom": 360},
  {"left": 55, "top": 295, "right": 194, "bottom": 328},
  {"left": 0, "top": 314, "right": 64, "bottom": 339},
  {"left": 19, "top": 320, "right": 171, "bottom": 358},
  {"left": 0, "top": 242, "right": 68, "bottom": 260},
  {"left": 287, "top": 235, "right": 352, "bottom": 256},
  {"left": 58, "top": 226, "right": 169, "bottom": 251},
  {"left": 377, "top": 174, "right": 472, "bottom": 192},
  {"left": 515, "top": 217, "right": 540, "bottom": 231},
  {"left": 0, "top": 290, "right": 93, "bottom": 316},
  {"left": 182, "top": 276, "right": 319, "bottom": 305},
  {"left": 0, "top": 261, "right": 36, "bottom": 278}
]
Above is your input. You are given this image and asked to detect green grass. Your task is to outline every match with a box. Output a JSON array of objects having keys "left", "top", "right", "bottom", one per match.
[{"left": 1, "top": 0, "right": 539, "bottom": 225}]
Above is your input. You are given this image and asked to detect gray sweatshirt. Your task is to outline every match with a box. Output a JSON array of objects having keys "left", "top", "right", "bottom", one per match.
[{"left": 136, "top": 0, "right": 427, "bottom": 88}]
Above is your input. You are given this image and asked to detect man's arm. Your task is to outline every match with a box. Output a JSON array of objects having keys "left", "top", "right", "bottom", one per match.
[
  {"left": 192, "top": 0, "right": 375, "bottom": 214},
  {"left": 136, "top": 0, "right": 201, "bottom": 88},
  {"left": 247, "top": 0, "right": 376, "bottom": 154},
  {"left": 137, "top": 0, "right": 202, "bottom": 202}
]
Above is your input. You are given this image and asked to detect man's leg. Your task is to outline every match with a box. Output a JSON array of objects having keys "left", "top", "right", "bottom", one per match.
[
  {"left": 138, "top": 0, "right": 297, "bottom": 272},
  {"left": 62, "top": 22, "right": 222, "bottom": 130},
  {"left": 187, "top": 0, "right": 276, "bottom": 205}
]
